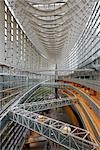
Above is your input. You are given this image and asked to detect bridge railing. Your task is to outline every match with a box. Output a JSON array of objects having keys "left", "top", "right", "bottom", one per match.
[
  {"left": 9, "top": 108, "right": 99, "bottom": 150},
  {"left": 14, "top": 97, "right": 77, "bottom": 112}
]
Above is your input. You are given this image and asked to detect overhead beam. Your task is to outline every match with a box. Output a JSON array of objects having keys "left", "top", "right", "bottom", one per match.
[
  {"left": 26, "top": 0, "right": 68, "bottom": 4},
  {"left": 17, "top": 0, "right": 94, "bottom": 17}
]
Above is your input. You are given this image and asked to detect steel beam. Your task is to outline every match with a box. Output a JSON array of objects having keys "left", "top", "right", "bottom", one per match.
[
  {"left": 14, "top": 98, "right": 77, "bottom": 112},
  {"left": 9, "top": 108, "right": 99, "bottom": 150}
]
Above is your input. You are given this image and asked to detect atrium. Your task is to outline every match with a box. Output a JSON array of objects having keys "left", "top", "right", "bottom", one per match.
[{"left": 0, "top": 0, "right": 100, "bottom": 150}]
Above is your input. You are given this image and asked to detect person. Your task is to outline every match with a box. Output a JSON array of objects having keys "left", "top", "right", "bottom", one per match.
[{"left": 47, "top": 142, "right": 51, "bottom": 150}]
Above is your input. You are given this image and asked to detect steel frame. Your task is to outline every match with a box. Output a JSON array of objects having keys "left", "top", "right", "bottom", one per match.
[
  {"left": 14, "top": 97, "right": 77, "bottom": 112},
  {"left": 7, "top": 0, "right": 96, "bottom": 58},
  {"left": 9, "top": 108, "right": 99, "bottom": 150}
]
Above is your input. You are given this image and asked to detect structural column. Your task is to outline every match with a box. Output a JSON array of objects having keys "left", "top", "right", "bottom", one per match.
[
  {"left": 55, "top": 64, "right": 58, "bottom": 99},
  {"left": 0, "top": 0, "right": 5, "bottom": 65},
  {"left": 13, "top": 18, "right": 17, "bottom": 68},
  {"left": 7, "top": 9, "right": 11, "bottom": 66},
  {"left": 0, "top": 0, "right": 5, "bottom": 104}
]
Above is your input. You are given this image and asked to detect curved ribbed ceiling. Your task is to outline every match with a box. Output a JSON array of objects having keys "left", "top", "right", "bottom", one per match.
[{"left": 7, "top": 0, "right": 97, "bottom": 62}]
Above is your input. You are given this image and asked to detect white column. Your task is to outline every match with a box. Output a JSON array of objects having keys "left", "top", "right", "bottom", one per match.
[
  {"left": 26, "top": 40, "right": 29, "bottom": 71},
  {"left": 7, "top": 10, "right": 11, "bottom": 65},
  {"left": 13, "top": 19, "right": 17, "bottom": 67},
  {"left": 0, "top": 0, "right": 5, "bottom": 64},
  {"left": 18, "top": 27, "right": 21, "bottom": 69},
  {"left": 22, "top": 32, "right": 24, "bottom": 69}
]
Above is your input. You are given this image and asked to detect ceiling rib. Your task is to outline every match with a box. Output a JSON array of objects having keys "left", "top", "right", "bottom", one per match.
[{"left": 7, "top": 0, "right": 96, "bottom": 62}]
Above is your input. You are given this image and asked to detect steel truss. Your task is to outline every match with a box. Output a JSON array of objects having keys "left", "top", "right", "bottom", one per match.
[
  {"left": 14, "top": 97, "right": 77, "bottom": 112},
  {"left": 9, "top": 108, "right": 99, "bottom": 150}
]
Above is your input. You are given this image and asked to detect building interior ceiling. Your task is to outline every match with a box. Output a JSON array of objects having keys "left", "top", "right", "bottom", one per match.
[{"left": 7, "top": 0, "right": 97, "bottom": 63}]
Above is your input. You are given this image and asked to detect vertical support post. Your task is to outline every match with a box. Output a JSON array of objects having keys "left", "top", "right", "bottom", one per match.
[
  {"left": 13, "top": 18, "right": 17, "bottom": 68},
  {"left": 0, "top": 0, "right": 5, "bottom": 64},
  {"left": 7, "top": 9, "right": 12, "bottom": 66},
  {"left": 0, "top": 0, "right": 5, "bottom": 109},
  {"left": 55, "top": 64, "right": 58, "bottom": 99}
]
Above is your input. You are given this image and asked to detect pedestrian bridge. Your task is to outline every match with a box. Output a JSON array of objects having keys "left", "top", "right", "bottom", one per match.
[
  {"left": 9, "top": 107, "right": 98, "bottom": 150},
  {"left": 14, "top": 97, "right": 77, "bottom": 112}
]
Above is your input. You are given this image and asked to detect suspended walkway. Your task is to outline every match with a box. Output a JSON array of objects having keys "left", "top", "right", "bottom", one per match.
[{"left": 9, "top": 108, "right": 98, "bottom": 150}]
